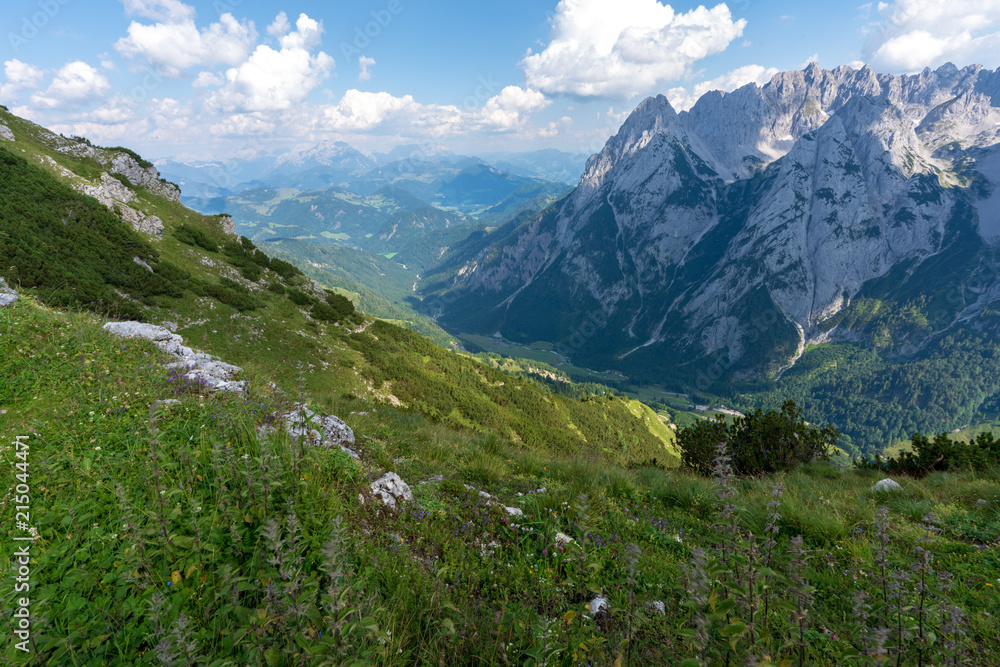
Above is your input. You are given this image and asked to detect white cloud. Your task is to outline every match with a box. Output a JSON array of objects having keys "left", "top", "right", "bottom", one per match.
[
  {"left": 538, "top": 116, "right": 574, "bottom": 138},
  {"left": 521, "top": 0, "right": 747, "bottom": 99},
  {"left": 30, "top": 61, "right": 110, "bottom": 109},
  {"left": 121, "top": 0, "right": 195, "bottom": 23},
  {"left": 474, "top": 86, "right": 550, "bottom": 130},
  {"left": 51, "top": 96, "right": 194, "bottom": 147},
  {"left": 667, "top": 64, "right": 779, "bottom": 111},
  {"left": 267, "top": 11, "right": 291, "bottom": 39},
  {"left": 321, "top": 90, "right": 454, "bottom": 133},
  {"left": 0, "top": 59, "right": 46, "bottom": 103},
  {"left": 358, "top": 55, "right": 376, "bottom": 83},
  {"left": 192, "top": 71, "right": 224, "bottom": 87},
  {"left": 85, "top": 94, "right": 138, "bottom": 124},
  {"left": 319, "top": 86, "right": 548, "bottom": 136},
  {"left": 115, "top": 2, "right": 256, "bottom": 77},
  {"left": 866, "top": 0, "right": 1000, "bottom": 71},
  {"left": 208, "top": 13, "right": 334, "bottom": 113}
]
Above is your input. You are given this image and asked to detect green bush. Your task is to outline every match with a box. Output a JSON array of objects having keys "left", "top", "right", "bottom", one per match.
[
  {"left": 857, "top": 431, "right": 1000, "bottom": 476},
  {"left": 270, "top": 257, "right": 301, "bottom": 280},
  {"left": 173, "top": 223, "right": 219, "bottom": 252},
  {"left": 679, "top": 400, "right": 839, "bottom": 476},
  {"left": 287, "top": 288, "right": 316, "bottom": 307},
  {"left": 222, "top": 237, "right": 273, "bottom": 282},
  {"left": 312, "top": 302, "right": 348, "bottom": 323}
]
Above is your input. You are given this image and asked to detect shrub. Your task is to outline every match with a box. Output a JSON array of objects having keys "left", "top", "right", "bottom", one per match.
[
  {"left": 173, "top": 224, "right": 219, "bottom": 252},
  {"left": 323, "top": 291, "right": 356, "bottom": 320},
  {"left": 857, "top": 431, "right": 999, "bottom": 476},
  {"left": 679, "top": 401, "right": 838, "bottom": 476},
  {"left": 221, "top": 237, "right": 273, "bottom": 282},
  {"left": 270, "top": 257, "right": 301, "bottom": 280},
  {"left": 287, "top": 288, "right": 316, "bottom": 307}
]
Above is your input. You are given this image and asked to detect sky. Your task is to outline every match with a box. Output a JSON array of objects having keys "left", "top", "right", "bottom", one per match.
[{"left": 2, "top": 0, "right": 1000, "bottom": 161}]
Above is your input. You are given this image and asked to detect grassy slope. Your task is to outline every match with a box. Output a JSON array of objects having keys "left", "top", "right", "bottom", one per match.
[{"left": 1, "top": 297, "right": 998, "bottom": 665}]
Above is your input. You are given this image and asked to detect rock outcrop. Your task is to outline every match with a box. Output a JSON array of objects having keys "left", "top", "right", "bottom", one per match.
[
  {"left": 76, "top": 173, "right": 164, "bottom": 236},
  {"left": 102, "top": 321, "right": 246, "bottom": 394},
  {"left": 872, "top": 478, "right": 904, "bottom": 493},
  {"left": 277, "top": 404, "right": 357, "bottom": 458},
  {"left": 0, "top": 123, "right": 14, "bottom": 141},
  {"left": 109, "top": 154, "right": 181, "bottom": 202},
  {"left": 219, "top": 214, "right": 236, "bottom": 235},
  {"left": 0, "top": 278, "right": 18, "bottom": 307},
  {"left": 370, "top": 472, "right": 414, "bottom": 509}
]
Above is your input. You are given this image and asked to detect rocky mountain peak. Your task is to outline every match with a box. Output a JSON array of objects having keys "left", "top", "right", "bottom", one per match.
[{"left": 433, "top": 62, "right": 1000, "bottom": 384}]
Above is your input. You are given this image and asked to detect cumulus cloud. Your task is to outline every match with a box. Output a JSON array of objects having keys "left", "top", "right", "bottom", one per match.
[
  {"left": 0, "top": 59, "right": 46, "bottom": 103},
  {"left": 667, "top": 64, "right": 779, "bottom": 111},
  {"left": 52, "top": 96, "right": 194, "bottom": 147},
  {"left": 865, "top": 0, "right": 1000, "bottom": 71},
  {"left": 30, "top": 61, "right": 110, "bottom": 109},
  {"left": 521, "top": 0, "right": 746, "bottom": 99},
  {"left": 115, "top": 0, "right": 256, "bottom": 77},
  {"left": 208, "top": 13, "right": 334, "bottom": 113},
  {"left": 321, "top": 90, "right": 455, "bottom": 133},
  {"left": 192, "top": 71, "right": 224, "bottom": 88},
  {"left": 358, "top": 55, "right": 376, "bottom": 83},
  {"left": 319, "top": 86, "right": 548, "bottom": 136},
  {"left": 474, "top": 86, "right": 551, "bottom": 131}
]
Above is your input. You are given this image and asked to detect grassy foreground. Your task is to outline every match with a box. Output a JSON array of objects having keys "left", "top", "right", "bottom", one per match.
[{"left": 1, "top": 299, "right": 999, "bottom": 665}]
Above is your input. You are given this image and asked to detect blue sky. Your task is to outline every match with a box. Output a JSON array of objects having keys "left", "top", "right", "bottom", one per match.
[{"left": 2, "top": 0, "right": 1000, "bottom": 160}]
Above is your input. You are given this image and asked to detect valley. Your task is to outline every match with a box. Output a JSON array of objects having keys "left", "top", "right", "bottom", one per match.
[{"left": 2, "top": 48, "right": 1000, "bottom": 665}]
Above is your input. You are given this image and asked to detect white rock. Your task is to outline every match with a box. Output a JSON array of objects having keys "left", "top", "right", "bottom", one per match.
[
  {"left": 132, "top": 256, "right": 154, "bottom": 273},
  {"left": 0, "top": 123, "right": 14, "bottom": 141},
  {"left": 419, "top": 475, "right": 445, "bottom": 485},
  {"left": 103, "top": 321, "right": 244, "bottom": 395},
  {"left": 588, "top": 595, "right": 610, "bottom": 617},
  {"left": 370, "top": 472, "right": 413, "bottom": 509},
  {"left": 280, "top": 404, "right": 356, "bottom": 455},
  {"left": 103, "top": 321, "right": 177, "bottom": 342},
  {"left": 872, "top": 478, "right": 903, "bottom": 493},
  {"left": 646, "top": 601, "right": 666, "bottom": 616},
  {"left": 0, "top": 293, "right": 18, "bottom": 307}
]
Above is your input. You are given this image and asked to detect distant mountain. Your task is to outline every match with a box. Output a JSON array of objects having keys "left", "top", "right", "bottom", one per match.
[
  {"left": 480, "top": 148, "right": 589, "bottom": 183},
  {"left": 159, "top": 142, "right": 578, "bottom": 212},
  {"left": 423, "top": 62, "right": 1000, "bottom": 453}
]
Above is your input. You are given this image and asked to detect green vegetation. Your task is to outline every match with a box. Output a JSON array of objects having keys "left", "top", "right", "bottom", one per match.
[
  {"left": 346, "top": 320, "right": 678, "bottom": 468},
  {"left": 2, "top": 299, "right": 998, "bottom": 665},
  {"left": 678, "top": 401, "right": 840, "bottom": 476},
  {"left": 859, "top": 431, "right": 1000, "bottom": 476},
  {"left": 0, "top": 147, "right": 184, "bottom": 320},
  {"left": 741, "top": 331, "right": 1000, "bottom": 457},
  {"left": 173, "top": 223, "right": 220, "bottom": 253},
  {"left": 2, "top": 109, "right": 998, "bottom": 665}
]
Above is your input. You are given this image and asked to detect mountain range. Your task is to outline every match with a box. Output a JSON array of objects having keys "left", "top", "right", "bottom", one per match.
[{"left": 420, "top": 62, "right": 1000, "bottom": 452}]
